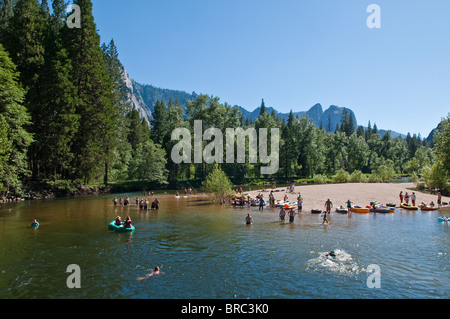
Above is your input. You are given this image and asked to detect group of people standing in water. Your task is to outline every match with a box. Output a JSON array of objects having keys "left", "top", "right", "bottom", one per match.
[
  {"left": 399, "top": 191, "right": 442, "bottom": 207},
  {"left": 113, "top": 196, "right": 160, "bottom": 210},
  {"left": 243, "top": 191, "right": 305, "bottom": 225}
]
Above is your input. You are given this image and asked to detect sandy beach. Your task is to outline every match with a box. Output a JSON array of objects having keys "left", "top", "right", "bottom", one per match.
[{"left": 246, "top": 183, "right": 449, "bottom": 211}]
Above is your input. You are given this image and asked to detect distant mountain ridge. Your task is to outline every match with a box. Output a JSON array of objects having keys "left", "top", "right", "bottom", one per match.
[
  {"left": 124, "top": 71, "right": 410, "bottom": 138},
  {"left": 126, "top": 76, "right": 359, "bottom": 132},
  {"left": 235, "top": 103, "right": 359, "bottom": 132}
]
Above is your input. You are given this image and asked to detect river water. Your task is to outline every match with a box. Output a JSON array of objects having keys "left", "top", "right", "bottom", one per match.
[{"left": 0, "top": 192, "right": 449, "bottom": 299}]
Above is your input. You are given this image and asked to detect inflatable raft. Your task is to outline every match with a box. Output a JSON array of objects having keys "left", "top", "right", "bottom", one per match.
[
  {"left": 108, "top": 221, "right": 135, "bottom": 232},
  {"left": 350, "top": 206, "right": 370, "bottom": 213},
  {"left": 419, "top": 205, "right": 438, "bottom": 211},
  {"left": 280, "top": 202, "right": 297, "bottom": 209},
  {"left": 335, "top": 206, "right": 348, "bottom": 214},
  {"left": 438, "top": 216, "right": 449, "bottom": 222},
  {"left": 311, "top": 209, "right": 322, "bottom": 214},
  {"left": 367, "top": 205, "right": 395, "bottom": 213},
  {"left": 400, "top": 203, "right": 418, "bottom": 210}
]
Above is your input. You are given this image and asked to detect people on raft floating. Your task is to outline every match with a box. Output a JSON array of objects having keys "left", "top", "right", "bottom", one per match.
[{"left": 124, "top": 216, "right": 132, "bottom": 228}]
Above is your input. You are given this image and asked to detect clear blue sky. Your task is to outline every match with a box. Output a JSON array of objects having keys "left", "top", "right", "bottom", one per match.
[{"left": 92, "top": 0, "right": 450, "bottom": 137}]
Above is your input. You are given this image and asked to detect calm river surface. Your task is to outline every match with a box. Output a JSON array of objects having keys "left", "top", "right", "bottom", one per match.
[{"left": 0, "top": 192, "right": 449, "bottom": 299}]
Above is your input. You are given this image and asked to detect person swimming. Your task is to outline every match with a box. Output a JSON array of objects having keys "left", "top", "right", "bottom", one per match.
[
  {"left": 137, "top": 266, "right": 161, "bottom": 281},
  {"left": 325, "top": 251, "right": 336, "bottom": 258}
]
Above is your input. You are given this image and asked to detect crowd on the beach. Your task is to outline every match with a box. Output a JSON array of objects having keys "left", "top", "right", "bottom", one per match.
[
  {"left": 233, "top": 186, "right": 334, "bottom": 225},
  {"left": 234, "top": 184, "right": 447, "bottom": 226},
  {"left": 398, "top": 190, "right": 443, "bottom": 207}
]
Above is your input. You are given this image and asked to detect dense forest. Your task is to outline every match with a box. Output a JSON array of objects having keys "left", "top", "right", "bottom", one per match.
[{"left": 0, "top": 0, "right": 448, "bottom": 198}]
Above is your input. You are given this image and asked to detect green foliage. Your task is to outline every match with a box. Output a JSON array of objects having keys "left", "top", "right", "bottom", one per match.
[
  {"left": 371, "top": 163, "right": 396, "bottom": 182},
  {"left": 0, "top": 0, "right": 442, "bottom": 197},
  {"left": 313, "top": 174, "right": 328, "bottom": 184},
  {"left": 349, "top": 170, "right": 368, "bottom": 183},
  {"left": 202, "top": 164, "right": 234, "bottom": 201},
  {"left": 421, "top": 161, "right": 448, "bottom": 190},
  {"left": 434, "top": 115, "right": 450, "bottom": 176},
  {"left": 409, "top": 171, "right": 418, "bottom": 184},
  {"left": 0, "top": 44, "right": 33, "bottom": 193},
  {"left": 333, "top": 169, "right": 349, "bottom": 183},
  {"left": 128, "top": 140, "right": 168, "bottom": 184},
  {"left": 0, "top": 114, "right": 11, "bottom": 191}
]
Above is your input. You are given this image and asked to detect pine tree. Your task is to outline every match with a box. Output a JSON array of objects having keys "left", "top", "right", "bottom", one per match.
[
  {"left": 2, "top": 0, "right": 48, "bottom": 179},
  {"left": 151, "top": 100, "right": 169, "bottom": 145},
  {"left": 101, "top": 39, "right": 131, "bottom": 184},
  {"left": 0, "top": 44, "right": 33, "bottom": 194},
  {"left": 64, "top": 0, "right": 117, "bottom": 184},
  {"left": 37, "top": 4, "right": 80, "bottom": 180},
  {"left": 0, "top": 0, "right": 15, "bottom": 42},
  {"left": 259, "top": 98, "right": 266, "bottom": 116}
]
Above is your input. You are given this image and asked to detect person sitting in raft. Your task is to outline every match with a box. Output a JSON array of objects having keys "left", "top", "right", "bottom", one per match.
[
  {"left": 245, "top": 213, "right": 253, "bottom": 225},
  {"left": 115, "top": 216, "right": 122, "bottom": 226},
  {"left": 430, "top": 201, "right": 435, "bottom": 207},
  {"left": 124, "top": 216, "right": 132, "bottom": 228},
  {"left": 151, "top": 198, "right": 160, "bottom": 209}
]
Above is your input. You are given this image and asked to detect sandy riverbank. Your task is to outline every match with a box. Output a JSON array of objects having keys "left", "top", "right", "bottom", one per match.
[{"left": 245, "top": 183, "right": 449, "bottom": 211}]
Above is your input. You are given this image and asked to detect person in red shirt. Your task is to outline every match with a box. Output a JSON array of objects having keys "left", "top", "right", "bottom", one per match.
[{"left": 124, "top": 216, "right": 132, "bottom": 228}]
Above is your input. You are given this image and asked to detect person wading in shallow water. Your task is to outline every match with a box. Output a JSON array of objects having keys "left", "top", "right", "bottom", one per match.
[
  {"left": 245, "top": 213, "right": 253, "bottom": 225},
  {"left": 279, "top": 208, "right": 286, "bottom": 222},
  {"left": 324, "top": 199, "right": 333, "bottom": 215},
  {"left": 288, "top": 208, "right": 295, "bottom": 224}
]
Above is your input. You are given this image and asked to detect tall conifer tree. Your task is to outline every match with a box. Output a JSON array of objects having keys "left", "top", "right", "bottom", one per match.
[
  {"left": 3, "top": 0, "right": 47, "bottom": 179},
  {"left": 64, "top": 0, "right": 116, "bottom": 184}
]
